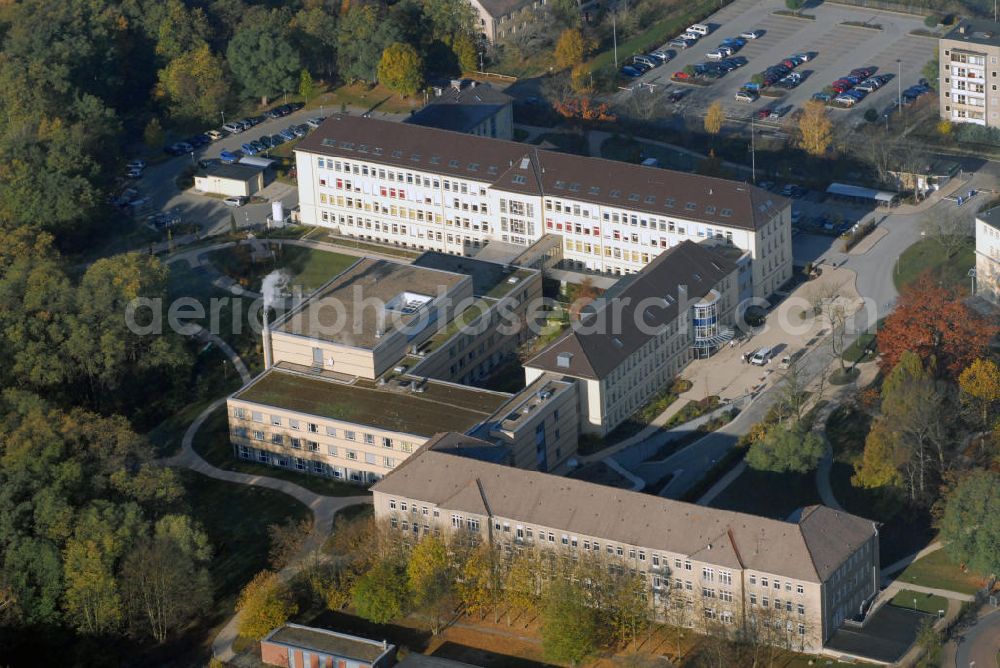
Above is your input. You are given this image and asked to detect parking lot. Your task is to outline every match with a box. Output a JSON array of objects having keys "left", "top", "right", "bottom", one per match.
[{"left": 623, "top": 0, "right": 936, "bottom": 125}]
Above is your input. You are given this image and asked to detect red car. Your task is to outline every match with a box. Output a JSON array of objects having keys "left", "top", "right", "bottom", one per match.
[{"left": 673, "top": 71, "right": 691, "bottom": 79}]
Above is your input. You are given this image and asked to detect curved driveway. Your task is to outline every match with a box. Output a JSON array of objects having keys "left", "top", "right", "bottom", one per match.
[{"left": 955, "top": 608, "right": 1000, "bottom": 668}]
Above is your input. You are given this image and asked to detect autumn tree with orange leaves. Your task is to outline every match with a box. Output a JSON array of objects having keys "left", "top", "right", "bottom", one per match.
[
  {"left": 552, "top": 97, "right": 616, "bottom": 124},
  {"left": 876, "top": 274, "right": 998, "bottom": 380}
]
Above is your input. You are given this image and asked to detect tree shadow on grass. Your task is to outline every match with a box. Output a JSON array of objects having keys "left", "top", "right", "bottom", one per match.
[{"left": 432, "top": 640, "right": 555, "bottom": 668}]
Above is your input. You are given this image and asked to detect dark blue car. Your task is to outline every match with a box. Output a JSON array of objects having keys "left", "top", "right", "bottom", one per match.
[{"left": 621, "top": 65, "right": 642, "bottom": 77}]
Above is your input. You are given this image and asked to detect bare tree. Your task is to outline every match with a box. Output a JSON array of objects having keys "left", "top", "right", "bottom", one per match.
[
  {"left": 920, "top": 208, "right": 973, "bottom": 258},
  {"left": 809, "top": 282, "right": 851, "bottom": 376}
]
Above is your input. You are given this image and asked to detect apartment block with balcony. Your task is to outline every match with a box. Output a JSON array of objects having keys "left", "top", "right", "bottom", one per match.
[
  {"left": 940, "top": 19, "right": 1000, "bottom": 127},
  {"left": 976, "top": 206, "right": 1000, "bottom": 304},
  {"left": 522, "top": 240, "right": 739, "bottom": 435},
  {"left": 294, "top": 115, "right": 791, "bottom": 301},
  {"left": 371, "top": 445, "right": 880, "bottom": 652}
]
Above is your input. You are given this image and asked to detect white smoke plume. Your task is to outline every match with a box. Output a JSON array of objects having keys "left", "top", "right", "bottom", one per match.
[{"left": 261, "top": 269, "right": 290, "bottom": 310}]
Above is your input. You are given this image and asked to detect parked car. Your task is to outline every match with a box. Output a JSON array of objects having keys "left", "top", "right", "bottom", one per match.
[
  {"left": 306, "top": 117, "right": 326, "bottom": 128},
  {"left": 240, "top": 142, "right": 258, "bottom": 155},
  {"left": 222, "top": 122, "right": 244, "bottom": 134},
  {"left": 673, "top": 70, "right": 692, "bottom": 79},
  {"left": 750, "top": 347, "right": 772, "bottom": 365},
  {"left": 668, "top": 89, "right": 687, "bottom": 103},
  {"left": 621, "top": 65, "right": 643, "bottom": 77},
  {"left": 258, "top": 135, "right": 273, "bottom": 148},
  {"left": 721, "top": 37, "right": 746, "bottom": 48},
  {"left": 293, "top": 124, "right": 309, "bottom": 137},
  {"left": 735, "top": 90, "right": 758, "bottom": 102},
  {"left": 249, "top": 140, "right": 265, "bottom": 153},
  {"left": 717, "top": 60, "right": 738, "bottom": 73},
  {"left": 706, "top": 50, "right": 726, "bottom": 61},
  {"left": 649, "top": 50, "right": 672, "bottom": 63},
  {"left": 219, "top": 150, "right": 239, "bottom": 164},
  {"left": 198, "top": 158, "right": 218, "bottom": 169},
  {"left": 126, "top": 167, "right": 143, "bottom": 179},
  {"left": 206, "top": 129, "right": 223, "bottom": 141},
  {"left": 757, "top": 106, "right": 774, "bottom": 119},
  {"left": 127, "top": 160, "right": 147, "bottom": 170},
  {"left": 682, "top": 31, "right": 702, "bottom": 41},
  {"left": 223, "top": 196, "right": 247, "bottom": 207},
  {"left": 164, "top": 142, "right": 193, "bottom": 156},
  {"left": 740, "top": 29, "right": 762, "bottom": 39},
  {"left": 633, "top": 55, "right": 659, "bottom": 68},
  {"left": 670, "top": 38, "right": 694, "bottom": 49},
  {"left": 851, "top": 67, "right": 876, "bottom": 79},
  {"left": 729, "top": 56, "right": 748, "bottom": 67},
  {"left": 289, "top": 101, "right": 305, "bottom": 111},
  {"left": 631, "top": 60, "right": 652, "bottom": 72},
  {"left": 794, "top": 52, "right": 815, "bottom": 62},
  {"left": 270, "top": 134, "right": 286, "bottom": 146}
]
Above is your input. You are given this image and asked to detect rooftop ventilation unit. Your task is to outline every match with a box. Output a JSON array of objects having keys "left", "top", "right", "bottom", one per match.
[{"left": 556, "top": 352, "right": 573, "bottom": 368}]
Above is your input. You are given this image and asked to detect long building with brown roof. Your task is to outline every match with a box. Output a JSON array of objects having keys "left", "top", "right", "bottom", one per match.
[
  {"left": 371, "top": 442, "right": 880, "bottom": 652},
  {"left": 294, "top": 114, "right": 792, "bottom": 300}
]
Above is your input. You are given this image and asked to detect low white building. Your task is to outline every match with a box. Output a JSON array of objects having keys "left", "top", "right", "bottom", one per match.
[{"left": 194, "top": 163, "right": 264, "bottom": 197}]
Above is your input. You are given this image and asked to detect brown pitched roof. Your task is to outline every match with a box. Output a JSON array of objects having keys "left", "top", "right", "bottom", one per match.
[
  {"left": 295, "top": 115, "right": 784, "bottom": 231},
  {"left": 372, "top": 449, "right": 877, "bottom": 582},
  {"left": 523, "top": 240, "right": 736, "bottom": 380}
]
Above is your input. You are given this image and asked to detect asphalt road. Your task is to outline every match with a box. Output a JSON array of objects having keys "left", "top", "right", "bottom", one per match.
[
  {"left": 642, "top": 189, "right": 975, "bottom": 499},
  {"left": 955, "top": 608, "right": 1000, "bottom": 668}
]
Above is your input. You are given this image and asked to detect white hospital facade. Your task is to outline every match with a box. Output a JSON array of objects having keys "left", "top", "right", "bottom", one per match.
[{"left": 294, "top": 115, "right": 792, "bottom": 301}]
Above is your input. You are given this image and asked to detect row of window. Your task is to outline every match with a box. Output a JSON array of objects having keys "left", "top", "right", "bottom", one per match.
[
  {"left": 317, "top": 157, "right": 490, "bottom": 196},
  {"left": 237, "top": 445, "right": 377, "bottom": 483},
  {"left": 233, "top": 409, "right": 416, "bottom": 451},
  {"left": 748, "top": 574, "right": 806, "bottom": 595},
  {"left": 748, "top": 593, "right": 806, "bottom": 616},
  {"left": 237, "top": 429, "right": 400, "bottom": 468}
]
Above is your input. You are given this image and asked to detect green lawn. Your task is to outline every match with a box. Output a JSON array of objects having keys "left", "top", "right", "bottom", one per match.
[
  {"left": 600, "top": 135, "right": 701, "bottom": 173},
  {"left": 206, "top": 244, "right": 356, "bottom": 293},
  {"left": 898, "top": 549, "right": 985, "bottom": 595},
  {"left": 825, "top": 405, "right": 937, "bottom": 565},
  {"left": 893, "top": 237, "right": 975, "bottom": 292},
  {"left": 181, "top": 469, "right": 311, "bottom": 602},
  {"left": 320, "top": 236, "right": 420, "bottom": 258},
  {"left": 166, "top": 260, "right": 263, "bottom": 367},
  {"left": 842, "top": 329, "right": 878, "bottom": 363},
  {"left": 708, "top": 468, "right": 821, "bottom": 519},
  {"left": 309, "top": 81, "right": 421, "bottom": 115},
  {"left": 192, "top": 405, "right": 370, "bottom": 497},
  {"left": 890, "top": 589, "right": 948, "bottom": 616}
]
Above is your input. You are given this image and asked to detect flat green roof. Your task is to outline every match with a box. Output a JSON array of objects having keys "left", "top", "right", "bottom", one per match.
[{"left": 234, "top": 367, "right": 508, "bottom": 437}]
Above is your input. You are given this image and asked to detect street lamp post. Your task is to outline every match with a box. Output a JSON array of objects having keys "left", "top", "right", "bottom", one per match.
[
  {"left": 612, "top": 13, "right": 618, "bottom": 68},
  {"left": 897, "top": 59, "right": 903, "bottom": 127},
  {"left": 221, "top": 110, "right": 225, "bottom": 125}
]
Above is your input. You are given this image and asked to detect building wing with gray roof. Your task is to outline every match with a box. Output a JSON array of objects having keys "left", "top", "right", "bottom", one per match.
[
  {"left": 523, "top": 240, "right": 736, "bottom": 380},
  {"left": 371, "top": 445, "right": 880, "bottom": 650}
]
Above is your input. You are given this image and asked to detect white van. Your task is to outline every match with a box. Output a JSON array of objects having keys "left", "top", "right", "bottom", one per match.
[
  {"left": 750, "top": 347, "right": 772, "bottom": 366},
  {"left": 688, "top": 23, "right": 710, "bottom": 35}
]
